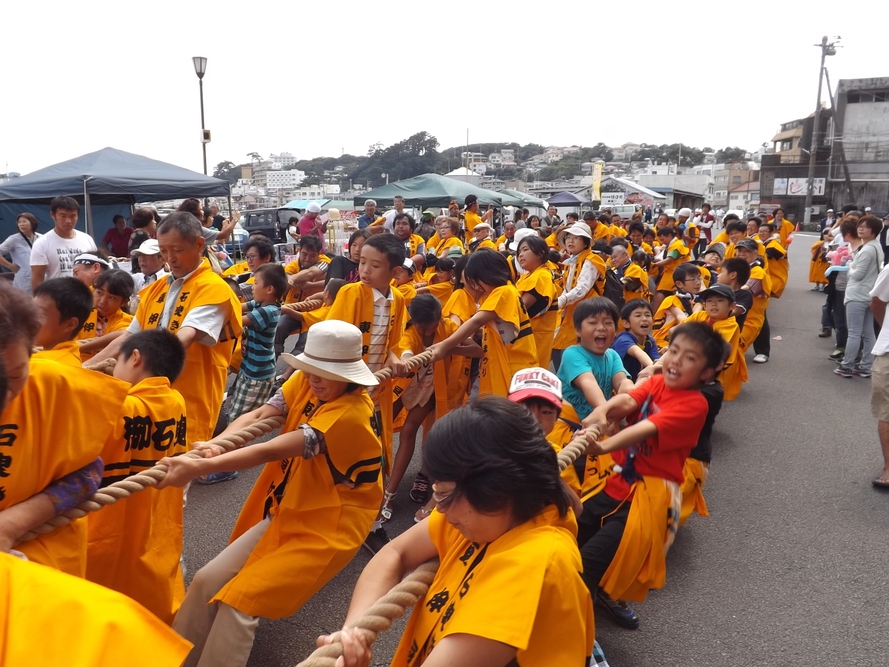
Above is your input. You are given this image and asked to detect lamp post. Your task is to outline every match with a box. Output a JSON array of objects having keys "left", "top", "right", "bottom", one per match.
[
  {"left": 192, "top": 56, "right": 208, "bottom": 175},
  {"left": 803, "top": 37, "right": 838, "bottom": 227}
]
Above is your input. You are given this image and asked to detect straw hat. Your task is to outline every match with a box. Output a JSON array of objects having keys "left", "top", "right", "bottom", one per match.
[
  {"left": 327, "top": 208, "right": 341, "bottom": 221},
  {"left": 281, "top": 320, "right": 378, "bottom": 386}
]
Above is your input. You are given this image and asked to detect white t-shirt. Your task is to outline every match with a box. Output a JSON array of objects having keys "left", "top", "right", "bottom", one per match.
[
  {"left": 29, "top": 229, "right": 97, "bottom": 280},
  {"left": 870, "top": 264, "right": 889, "bottom": 356}
]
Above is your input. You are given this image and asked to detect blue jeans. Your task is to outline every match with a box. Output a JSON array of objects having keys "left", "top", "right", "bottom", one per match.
[{"left": 841, "top": 300, "right": 875, "bottom": 372}]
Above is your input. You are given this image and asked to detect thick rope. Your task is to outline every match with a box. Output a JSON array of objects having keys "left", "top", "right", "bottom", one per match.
[
  {"left": 295, "top": 423, "right": 601, "bottom": 667},
  {"left": 18, "top": 348, "right": 436, "bottom": 544},
  {"left": 283, "top": 298, "right": 324, "bottom": 312},
  {"left": 15, "top": 415, "right": 286, "bottom": 544}
]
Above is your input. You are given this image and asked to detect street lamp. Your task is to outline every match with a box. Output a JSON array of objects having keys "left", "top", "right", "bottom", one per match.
[
  {"left": 803, "top": 37, "right": 838, "bottom": 227},
  {"left": 192, "top": 56, "right": 208, "bottom": 175}
]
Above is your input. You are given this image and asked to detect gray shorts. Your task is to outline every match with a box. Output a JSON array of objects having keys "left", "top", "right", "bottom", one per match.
[{"left": 871, "top": 354, "right": 889, "bottom": 421}]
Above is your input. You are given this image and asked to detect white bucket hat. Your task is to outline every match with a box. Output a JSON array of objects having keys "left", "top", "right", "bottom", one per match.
[
  {"left": 281, "top": 320, "right": 379, "bottom": 386},
  {"left": 557, "top": 222, "right": 592, "bottom": 245}
]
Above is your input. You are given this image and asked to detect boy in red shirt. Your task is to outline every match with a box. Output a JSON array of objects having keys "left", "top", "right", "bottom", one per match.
[{"left": 576, "top": 321, "right": 727, "bottom": 629}]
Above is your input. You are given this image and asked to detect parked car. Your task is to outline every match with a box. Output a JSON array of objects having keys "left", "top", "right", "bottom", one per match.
[
  {"left": 224, "top": 220, "right": 248, "bottom": 258},
  {"left": 606, "top": 204, "right": 639, "bottom": 221},
  {"left": 241, "top": 207, "right": 301, "bottom": 243}
]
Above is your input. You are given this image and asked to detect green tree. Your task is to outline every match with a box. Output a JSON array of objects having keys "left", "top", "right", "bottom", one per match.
[
  {"left": 716, "top": 146, "right": 748, "bottom": 162},
  {"left": 213, "top": 160, "right": 242, "bottom": 184},
  {"left": 350, "top": 131, "right": 440, "bottom": 187}
]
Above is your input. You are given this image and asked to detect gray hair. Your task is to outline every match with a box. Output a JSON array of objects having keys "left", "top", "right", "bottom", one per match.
[
  {"left": 157, "top": 211, "right": 203, "bottom": 242},
  {"left": 365, "top": 199, "right": 377, "bottom": 207}
]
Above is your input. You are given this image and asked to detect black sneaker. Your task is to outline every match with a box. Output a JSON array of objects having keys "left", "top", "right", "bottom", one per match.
[
  {"left": 829, "top": 349, "right": 844, "bottom": 361},
  {"left": 410, "top": 472, "right": 431, "bottom": 503},
  {"left": 596, "top": 589, "right": 640, "bottom": 629},
  {"left": 362, "top": 527, "right": 390, "bottom": 555},
  {"left": 853, "top": 368, "right": 872, "bottom": 378}
]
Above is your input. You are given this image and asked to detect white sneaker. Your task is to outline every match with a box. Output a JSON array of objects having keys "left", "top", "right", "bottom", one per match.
[{"left": 753, "top": 354, "right": 769, "bottom": 363}]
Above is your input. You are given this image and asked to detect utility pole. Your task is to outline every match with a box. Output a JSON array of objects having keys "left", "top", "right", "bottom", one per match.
[{"left": 803, "top": 36, "right": 838, "bottom": 227}]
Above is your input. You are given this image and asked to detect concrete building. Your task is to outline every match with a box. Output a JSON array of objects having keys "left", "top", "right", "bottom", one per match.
[
  {"left": 728, "top": 181, "right": 761, "bottom": 212},
  {"left": 269, "top": 152, "right": 297, "bottom": 167},
  {"left": 759, "top": 109, "right": 832, "bottom": 221},
  {"left": 829, "top": 77, "right": 889, "bottom": 212},
  {"left": 265, "top": 170, "right": 305, "bottom": 190},
  {"left": 712, "top": 161, "right": 759, "bottom": 208},
  {"left": 636, "top": 173, "right": 712, "bottom": 211}
]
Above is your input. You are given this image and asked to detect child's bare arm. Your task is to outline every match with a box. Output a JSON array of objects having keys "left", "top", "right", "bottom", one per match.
[
  {"left": 627, "top": 345, "right": 653, "bottom": 367},
  {"left": 612, "top": 372, "right": 635, "bottom": 395},
  {"left": 585, "top": 419, "right": 658, "bottom": 456},
  {"left": 428, "top": 310, "right": 496, "bottom": 361},
  {"left": 573, "top": 372, "right": 608, "bottom": 411},
  {"left": 668, "top": 305, "right": 688, "bottom": 323},
  {"left": 582, "top": 393, "right": 641, "bottom": 431}
]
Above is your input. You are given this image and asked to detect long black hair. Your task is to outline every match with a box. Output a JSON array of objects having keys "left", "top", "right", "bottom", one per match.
[
  {"left": 463, "top": 248, "right": 512, "bottom": 288},
  {"left": 423, "top": 396, "right": 571, "bottom": 523}
]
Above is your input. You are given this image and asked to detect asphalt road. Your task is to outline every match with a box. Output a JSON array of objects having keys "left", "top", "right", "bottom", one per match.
[{"left": 183, "top": 234, "right": 889, "bottom": 666}]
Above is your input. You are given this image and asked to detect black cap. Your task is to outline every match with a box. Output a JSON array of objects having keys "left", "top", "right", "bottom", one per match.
[
  {"left": 736, "top": 238, "right": 758, "bottom": 252},
  {"left": 464, "top": 194, "right": 478, "bottom": 207},
  {"left": 699, "top": 283, "right": 735, "bottom": 302}
]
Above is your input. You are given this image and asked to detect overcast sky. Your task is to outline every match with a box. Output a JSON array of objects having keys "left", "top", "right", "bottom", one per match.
[{"left": 2, "top": 0, "right": 881, "bottom": 176}]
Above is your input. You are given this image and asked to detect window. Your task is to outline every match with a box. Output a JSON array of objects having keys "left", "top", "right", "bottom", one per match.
[
  {"left": 733, "top": 176, "right": 742, "bottom": 184},
  {"left": 847, "top": 91, "right": 889, "bottom": 103}
]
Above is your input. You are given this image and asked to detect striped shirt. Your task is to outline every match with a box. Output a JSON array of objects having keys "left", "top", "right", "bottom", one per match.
[
  {"left": 241, "top": 300, "right": 281, "bottom": 380},
  {"left": 367, "top": 287, "right": 393, "bottom": 374}
]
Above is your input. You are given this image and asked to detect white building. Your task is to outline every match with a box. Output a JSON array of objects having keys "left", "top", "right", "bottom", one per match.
[
  {"left": 265, "top": 170, "right": 305, "bottom": 190},
  {"left": 321, "top": 183, "right": 341, "bottom": 195},
  {"left": 501, "top": 149, "right": 516, "bottom": 165},
  {"left": 269, "top": 152, "right": 297, "bottom": 167}
]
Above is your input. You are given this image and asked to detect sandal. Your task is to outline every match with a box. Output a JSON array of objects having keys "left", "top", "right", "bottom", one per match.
[
  {"left": 380, "top": 491, "right": 396, "bottom": 523},
  {"left": 414, "top": 499, "right": 435, "bottom": 524},
  {"left": 410, "top": 472, "right": 431, "bottom": 503},
  {"left": 872, "top": 476, "right": 889, "bottom": 489}
]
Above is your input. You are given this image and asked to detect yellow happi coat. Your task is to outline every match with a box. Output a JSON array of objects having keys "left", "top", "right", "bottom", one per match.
[
  {"left": 216, "top": 372, "right": 381, "bottom": 618},
  {"left": 86, "top": 377, "right": 188, "bottom": 624},
  {"left": 0, "top": 359, "right": 128, "bottom": 575},
  {"left": 0, "top": 552, "right": 191, "bottom": 666},
  {"left": 477, "top": 284, "right": 538, "bottom": 397},
  {"left": 135, "top": 259, "right": 242, "bottom": 443},
  {"left": 326, "top": 281, "right": 407, "bottom": 473},
  {"left": 516, "top": 264, "right": 559, "bottom": 369}
]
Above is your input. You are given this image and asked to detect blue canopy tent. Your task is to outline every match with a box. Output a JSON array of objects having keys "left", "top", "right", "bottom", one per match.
[
  {"left": 0, "top": 147, "right": 231, "bottom": 241},
  {"left": 354, "top": 173, "right": 524, "bottom": 208},
  {"left": 546, "top": 191, "right": 592, "bottom": 207}
]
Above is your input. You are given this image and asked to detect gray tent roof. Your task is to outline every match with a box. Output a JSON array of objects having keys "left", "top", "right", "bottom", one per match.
[{"left": 0, "top": 147, "right": 230, "bottom": 203}]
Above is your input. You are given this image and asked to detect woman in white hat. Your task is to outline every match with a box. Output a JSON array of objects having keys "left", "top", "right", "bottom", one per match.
[{"left": 156, "top": 320, "right": 383, "bottom": 667}]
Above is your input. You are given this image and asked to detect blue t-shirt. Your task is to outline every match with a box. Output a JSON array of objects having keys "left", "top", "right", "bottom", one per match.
[
  {"left": 557, "top": 345, "right": 628, "bottom": 420},
  {"left": 612, "top": 331, "right": 660, "bottom": 381}
]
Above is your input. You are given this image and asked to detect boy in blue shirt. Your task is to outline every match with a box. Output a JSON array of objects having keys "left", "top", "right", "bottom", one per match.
[
  {"left": 612, "top": 299, "right": 660, "bottom": 381},
  {"left": 557, "top": 297, "right": 634, "bottom": 421},
  {"left": 199, "top": 263, "right": 287, "bottom": 485}
]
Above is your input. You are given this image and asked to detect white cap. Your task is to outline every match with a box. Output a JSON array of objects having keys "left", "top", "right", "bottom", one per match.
[
  {"left": 865, "top": 207, "right": 872, "bottom": 212},
  {"left": 678, "top": 208, "right": 692, "bottom": 218},
  {"left": 73, "top": 253, "right": 110, "bottom": 267},
  {"left": 132, "top": 239, "right": 161, "bottom": 255},
  {"left": 559, "top": 223, "right": 592, "bottom": 241},
  {"left": 307, "top": 202, "right": 322, "bottom": 213},
  {"left": 473, "top": 222, "right": 492, "bottom": 232},
  {"left": 508, "top": 367, "right": 562, "bottom": 407},
  {"left": 827, "top": 209, "right": 834, "bottom": 213},
  {"left": 401, "top": 258, "right": 416, "bottom": 273},
  {"left": 513, "top": 228, "right": 539, "bottom": 245}
]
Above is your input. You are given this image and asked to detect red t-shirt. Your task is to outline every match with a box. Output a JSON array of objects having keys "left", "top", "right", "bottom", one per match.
[{"left": 604, "top": 375, "right": 707, "bottom": 500}]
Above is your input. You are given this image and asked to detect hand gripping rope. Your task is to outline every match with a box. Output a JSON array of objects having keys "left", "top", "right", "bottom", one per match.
[
  {"left": 294, "top": 421, "right": 601, "bottom": 667},
  {"left": 16, "top": 348, "right": 435, "bottom": 545}
]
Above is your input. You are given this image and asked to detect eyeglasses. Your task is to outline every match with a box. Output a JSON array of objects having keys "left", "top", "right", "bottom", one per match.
[
  {"left": 245, "top": 253, "right": 260, "bottom": 261},
  {"left": 431, "top": 482, "right": 456, "bottom": 509}
]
